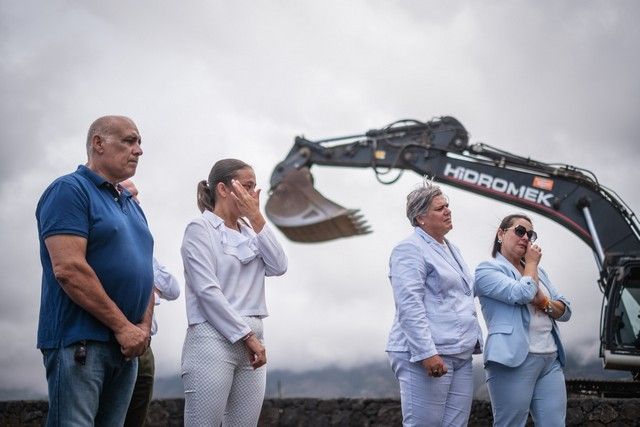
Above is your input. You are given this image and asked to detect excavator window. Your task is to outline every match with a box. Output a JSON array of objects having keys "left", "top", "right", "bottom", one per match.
[{"left": 610, "top": 268, "right": 640, "bottom": 350}]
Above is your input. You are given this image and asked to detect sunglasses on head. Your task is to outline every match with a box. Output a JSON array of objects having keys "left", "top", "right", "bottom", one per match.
[{"left": 511, "top": 225, "right": 537, "bottom": 242}]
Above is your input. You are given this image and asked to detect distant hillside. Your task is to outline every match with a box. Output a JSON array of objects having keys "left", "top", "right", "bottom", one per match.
[
  {"left": 153, "top": 353, "right": 633, "bottom": 401},
  {"left": 563, "top": 351, "right": 631, "bottom": 381},
  {"left": 265, "top": 361, "right": 399, "bottom": 399},
  {"left": 0, "top": 388, "right": 46, "bottom": 402},
  {"left": 3, "top": 352, "right": 633, "bottom": 401},
  {"left": 152, "top": 360, "right": 400, "bottom": 400}
]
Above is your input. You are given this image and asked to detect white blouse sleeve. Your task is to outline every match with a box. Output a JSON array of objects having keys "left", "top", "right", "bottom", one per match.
[{"left": 253, "top": 223, "right": 288, "bottom": 276}]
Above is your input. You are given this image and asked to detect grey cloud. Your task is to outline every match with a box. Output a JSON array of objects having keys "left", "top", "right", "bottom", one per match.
[{"left": 1, "top": 0, "right": 639, "bottom": 395}]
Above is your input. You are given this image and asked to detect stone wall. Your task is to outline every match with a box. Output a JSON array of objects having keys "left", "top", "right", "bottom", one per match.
[{"left": 1, "top": 398, "right": 639, "bottom": 426}]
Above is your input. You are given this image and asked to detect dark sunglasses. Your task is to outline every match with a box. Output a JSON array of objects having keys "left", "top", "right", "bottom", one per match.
[{"left": 511, "top": 225, "right": 537, "bottom": 242}]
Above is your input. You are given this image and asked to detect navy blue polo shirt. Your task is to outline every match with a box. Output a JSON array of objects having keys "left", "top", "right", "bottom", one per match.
[{"left": 36, "top": 165, "right": 154, "bottom": 349}]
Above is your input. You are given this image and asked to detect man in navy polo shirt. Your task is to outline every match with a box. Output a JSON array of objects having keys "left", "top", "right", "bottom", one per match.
[{"left": 36, "top": 115, "right": 155, "bottom": 426}]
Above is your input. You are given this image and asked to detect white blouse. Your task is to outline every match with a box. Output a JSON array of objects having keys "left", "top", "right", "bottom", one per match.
[
  {"left": 527, "top": 282, "right": 557, "bottom": 354},
  {"left": 181, "top": 211, "right": 287, "bottom": 343}
]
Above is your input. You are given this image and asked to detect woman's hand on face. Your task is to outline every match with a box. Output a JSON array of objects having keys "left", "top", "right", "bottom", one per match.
[
  {"left": 421, "top": 354, "right": 448, "bottom": 378},
  {"left": 230, "top": 179, "right": 261, "bottom": 218},
  {"left": 524, "top": 242, "right": 542, "bottom": 265},
  {"left": 243, "top": 334, "right": 266, "bottom": 369}
]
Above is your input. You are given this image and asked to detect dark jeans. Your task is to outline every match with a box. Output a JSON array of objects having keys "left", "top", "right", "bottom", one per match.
[
  {"left": 124, "top": 346, "right": 155, "bottom": 427},
  {"left": 42, "top": 340, "right": 137, "bottom": 427}
]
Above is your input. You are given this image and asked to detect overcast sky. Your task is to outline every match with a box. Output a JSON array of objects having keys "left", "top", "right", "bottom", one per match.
[{"left": 1, "top": 1, "right": 639, "bottom": 395}]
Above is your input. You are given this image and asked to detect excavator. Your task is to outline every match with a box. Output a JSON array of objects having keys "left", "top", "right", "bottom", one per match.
[{"left": 264, "top": 116, "right": 640, "bottom": 380}]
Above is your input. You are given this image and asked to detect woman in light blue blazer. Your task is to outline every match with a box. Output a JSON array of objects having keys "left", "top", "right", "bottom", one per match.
[
  {"left": 475, "top": 213, "right": 571, "bottom": 427},
  {"left": 387, "top": 179, "right": 483, "bottom": 427}
]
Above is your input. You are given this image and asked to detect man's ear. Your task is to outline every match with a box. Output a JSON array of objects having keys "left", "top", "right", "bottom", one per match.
[{"left": 92, "top": 134, "right": 104, "bottom": 154}]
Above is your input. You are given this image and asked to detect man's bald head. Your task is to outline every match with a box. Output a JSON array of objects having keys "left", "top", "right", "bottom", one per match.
[{"left": 86, "top": 115, "right": 136, "bottom": 158}]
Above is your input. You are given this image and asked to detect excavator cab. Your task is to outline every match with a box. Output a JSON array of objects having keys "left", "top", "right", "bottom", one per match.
[
  {"left": 601, "top": 257, "right": 640, "bottom": 377},
  {"left": 265, "top": 167, "right": 370, "bottom": 243}
]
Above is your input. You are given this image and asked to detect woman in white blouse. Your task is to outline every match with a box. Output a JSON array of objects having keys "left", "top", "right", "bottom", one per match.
[{"left": 180, "top": 159, "right": 287, "bottom": 426}]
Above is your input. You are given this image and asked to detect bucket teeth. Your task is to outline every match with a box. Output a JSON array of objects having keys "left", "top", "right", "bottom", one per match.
[{"left": 265, "top": 168, "right": 371, "bottom": 243}]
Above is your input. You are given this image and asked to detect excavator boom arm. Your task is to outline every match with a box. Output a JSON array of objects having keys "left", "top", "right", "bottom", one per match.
[{"left": 269, "top": 117, "right": 639, "bottom": 258}]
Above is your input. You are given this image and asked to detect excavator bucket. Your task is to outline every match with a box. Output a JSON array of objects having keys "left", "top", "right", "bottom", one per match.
[{"left": 265, "top": 167, "right": 371, "bottom": 242}]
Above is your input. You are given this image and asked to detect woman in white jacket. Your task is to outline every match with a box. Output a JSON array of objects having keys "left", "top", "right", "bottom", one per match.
[{"left": 180, "top": 158, "right": 287, "bottom": 426}]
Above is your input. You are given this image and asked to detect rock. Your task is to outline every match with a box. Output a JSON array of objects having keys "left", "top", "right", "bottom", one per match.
[
  {"left": 1, "top": 397, "right": 639, "bottom": 425},
  {"left": 588, "top": 403, "right": 618, "bottom": 423}
]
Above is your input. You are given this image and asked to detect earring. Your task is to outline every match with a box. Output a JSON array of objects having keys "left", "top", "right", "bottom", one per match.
[
  {"left": 497, "top": 239, "right": 502, "bottom": 244},
  {"left": 420, "top": 222, "right": 424, "bottom": 225}
]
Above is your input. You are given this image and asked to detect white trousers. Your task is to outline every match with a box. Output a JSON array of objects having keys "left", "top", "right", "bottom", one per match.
[
  {"left": 388, "top": 351, "right": 474, "bottom": 427},
  {"left": 182, "top": 317, "right": 265, "bottom": 427}
]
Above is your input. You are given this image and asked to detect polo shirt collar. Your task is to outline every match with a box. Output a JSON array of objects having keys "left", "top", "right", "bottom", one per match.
[{"left": 76, "top": 164, "right": 110, "bottom": 187}]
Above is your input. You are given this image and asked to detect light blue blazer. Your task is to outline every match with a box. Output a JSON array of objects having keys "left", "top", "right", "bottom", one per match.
[
  {"left": 474, "top": 253, "right": 572, "bottom": 368},
  {"left": 386, "top": 227, "right": 483, "bottom": 362}
]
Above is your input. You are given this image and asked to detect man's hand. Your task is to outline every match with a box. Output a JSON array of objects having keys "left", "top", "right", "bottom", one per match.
[
  {"left": 120, "top": 293, "right": 154, "bottom": 358},
  {"left": 115, "top": 323, "right": 150, "bottom": 358}
]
